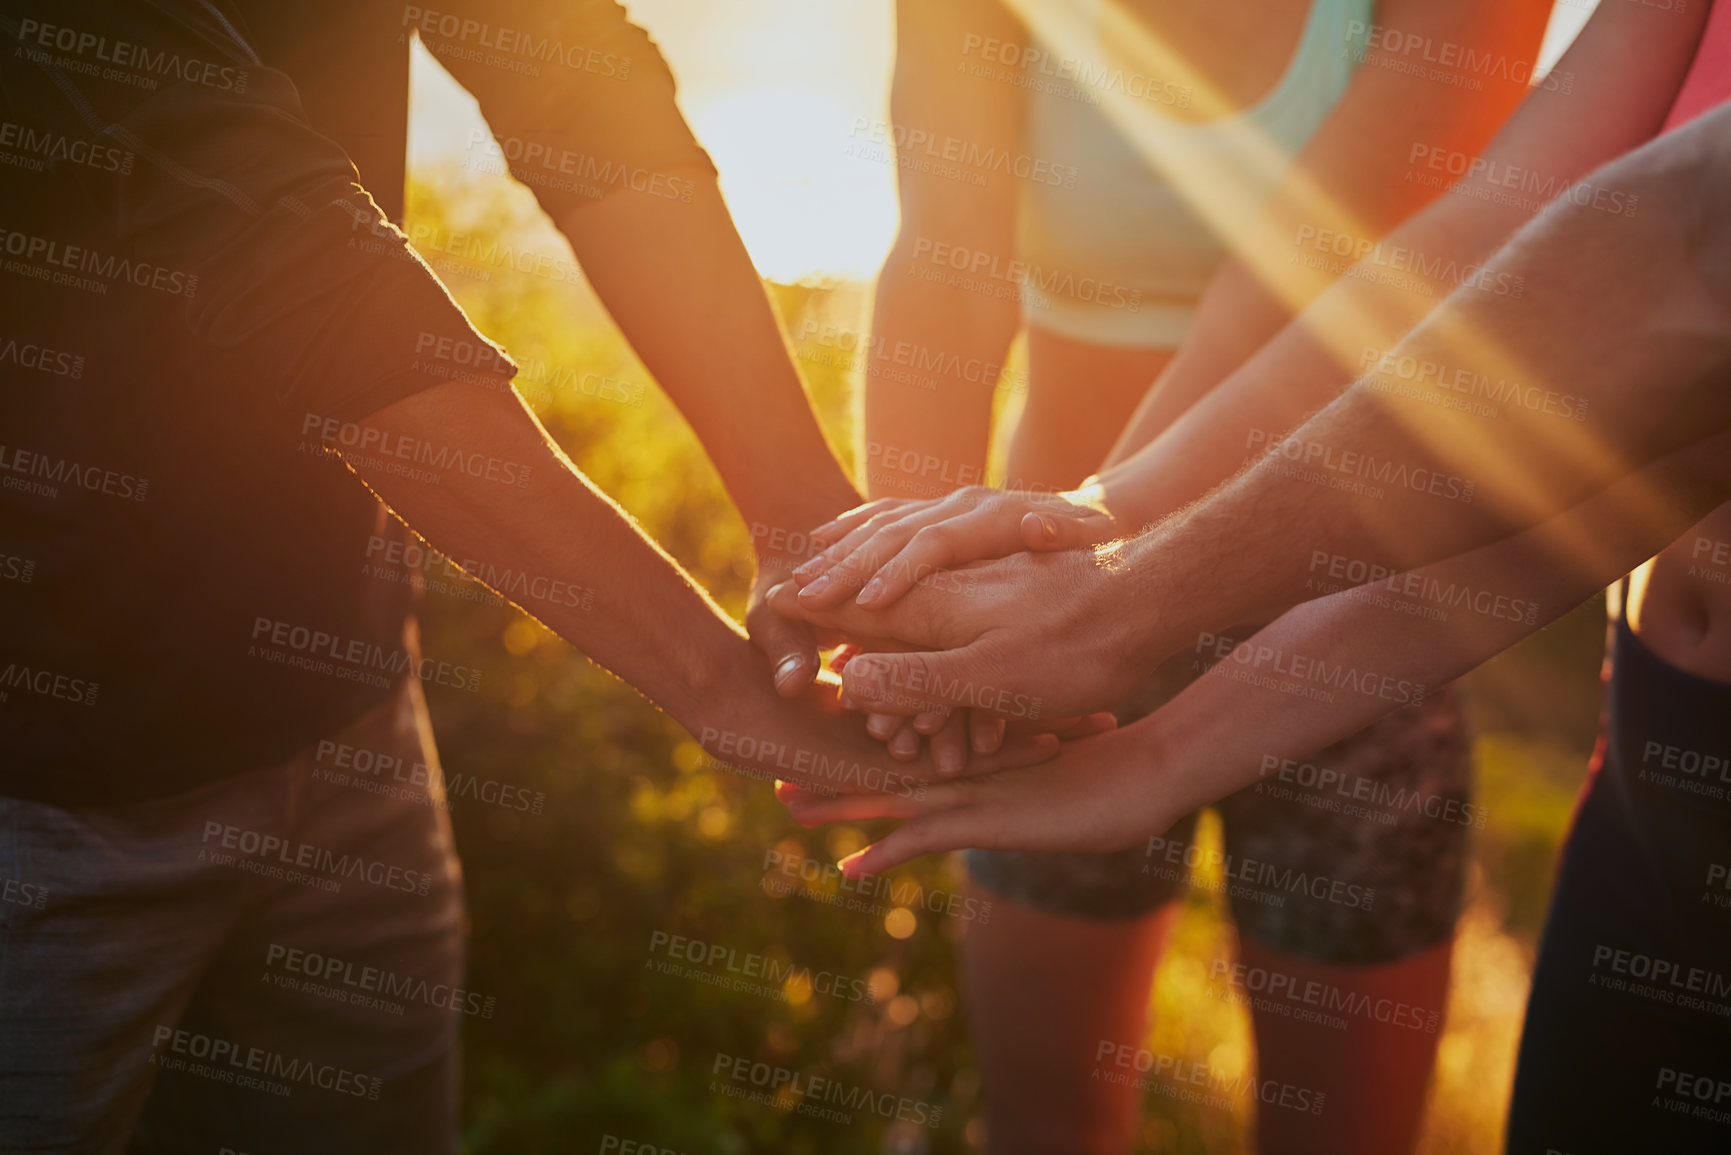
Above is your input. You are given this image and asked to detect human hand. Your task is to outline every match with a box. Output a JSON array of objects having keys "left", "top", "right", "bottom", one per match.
[
  {"left": 791, "top": 485, "right": 1120, "bottom": 611},
  {"left": 698, "top": 649, "right": 1072, "bottom": 797},
  {"left": 773, "top": 720, "right": 1195, "bottom": 876},
  {"left": 745, "top": 498, "right": 867, "bottom": 697},
  {"left": 748, "top": 558, "right": 825, "bottom": 697},
  {"left": 830, "top": 644, "right": 1116, "bottom": 774},
  {"left": 767, "top": 546, "right": 1159, "bottom": 721}
]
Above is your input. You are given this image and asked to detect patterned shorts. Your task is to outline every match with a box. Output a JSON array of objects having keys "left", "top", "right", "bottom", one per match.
[{"left": 967, "top": 641, "right": 1475, "bottom": 965}]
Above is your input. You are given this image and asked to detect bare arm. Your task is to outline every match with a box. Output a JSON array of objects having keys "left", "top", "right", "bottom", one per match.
[
  {"left": 1102, "top": 0, "right": 1552, "bottom": 460},
  {"left": 1094, "top": 0, "right": 1710, "bottom": 526},
  {"left": 1119, "top": 103, "right": 1731, "bottom": 655},
  {"left": 781, "top": 428, "right": 1731, "bottom": 873},
  {"left": 766, "top": 107, "right": 1731, "bottom": 718},
  {"left": 431, "top": 2, "right": 862, "bottom": 690},
  {"left": 779, "top": 0, "right": 1708, "bottom": 612},
  {"left": 861, "top": 0, "right": 1028, "bottom": 502},
  {"left": 550, "top": 183, "right": 859, "bottom": 541},
  {"left": 343, "top": 381, "right": 1052, "bottom": 791}
]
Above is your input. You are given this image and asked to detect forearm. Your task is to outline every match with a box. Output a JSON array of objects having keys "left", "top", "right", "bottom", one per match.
[
  {"left": 863, "top": 234, "right": 1017, "bottom": 500},
  {"left": 348, "top": 381, "right": 752, "bottom": 728},
  {"left": 863, "top": 0, "right": 1025, "bottom": 503},
  {"left": 1103, "top": 187, "right": 1522, "bottom": 493},
  {"left": 1124, "top": 106, "right": 1731, "bottom": 649},
  {"left": 1103, "top": 0, "right": 1549, "bottom": 461},
  {"left": 555, "top": 174, "right": 859, "bottom": 544},
  {"left": 1145, "top": 430, "right": 1731, "bottom": 816}
]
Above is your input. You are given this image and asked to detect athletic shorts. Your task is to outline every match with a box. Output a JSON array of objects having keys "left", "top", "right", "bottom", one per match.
[
  {"left": 1506, "top": 614, "right": 1731, "bottom": 1154},
  {"left": 967, "top": 642, "right": 1474, "bottom": 966}
]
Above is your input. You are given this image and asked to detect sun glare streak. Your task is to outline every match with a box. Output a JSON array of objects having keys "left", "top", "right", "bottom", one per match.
[{"left": 999, "top": 0, "right": 1671, "bottom": 564}]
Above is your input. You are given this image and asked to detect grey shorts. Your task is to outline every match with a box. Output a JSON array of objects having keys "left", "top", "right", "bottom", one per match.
[
  {"left": 0, "top": 678, "right": 466, "bottom": 1153},
  {"left": 968, "top": 679, "right": 1475, "bottom": 966}
]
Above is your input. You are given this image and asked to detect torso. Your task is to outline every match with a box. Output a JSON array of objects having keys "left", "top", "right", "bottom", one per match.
[
  {"left": 1009, "top": 0, "right": 1350, "bottom": 485},
  {"left": 1627, "top": 502, "right": 1731, "bottom": 682},
  {"left": 1621, "top": 0, "right": 1731, "bottom": 682},
  {"left": 1107, "top": 0, "right": 1317, "bottom": 122}
]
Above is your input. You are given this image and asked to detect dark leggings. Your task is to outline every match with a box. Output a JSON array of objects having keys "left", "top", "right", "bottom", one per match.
[{"left": 1507, "top": 614, "right": 1731, "bottom": 1154}]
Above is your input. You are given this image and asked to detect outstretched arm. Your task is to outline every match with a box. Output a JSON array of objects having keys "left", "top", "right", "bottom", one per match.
[
  {"left": 428, "top": 0, "right": 863, "bottom": 690},
  {"left": 1100, "top": 0, "right": 1551, "bottom": 459},
  {"left": 344, "top": 380, "right": 1057, "bottom": 793},
  {"left": 1092, "top": 0, "right": 1710, "bottom": 526},
  {"left": 767, "top": 105, "right": 1731, "bottom": 717},
  {"left": 778, "top": 427, "right": 1731, "bottom": 874},
  {"left": 1112, "top": 102, "right": 1731, "bottom": 654},
  {"left": 785, "top": 0, "right": 1707, "bottom": 609},
  {"left": 3, "top": 0, "right": 1044, "bottom": 793}
]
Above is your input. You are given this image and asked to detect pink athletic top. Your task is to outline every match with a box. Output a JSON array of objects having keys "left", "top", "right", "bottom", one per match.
[{"left": 1666, "top": 0, "right": 1731, "bottom": 129}]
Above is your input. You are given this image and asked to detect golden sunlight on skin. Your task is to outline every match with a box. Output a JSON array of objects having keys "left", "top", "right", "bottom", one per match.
[{"left": 1018, "top": 0, "right": 1637, "bottom": 565}]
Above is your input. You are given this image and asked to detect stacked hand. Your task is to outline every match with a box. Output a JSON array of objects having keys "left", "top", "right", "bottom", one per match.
[
  {"left": 771, "top": 722, "right": 1197, "bottom": 877},
  {"left": 773, "top": 527, "right": 1153, "bottom": 724},
  {"left": 792, "top": 484, "right": 1121, "bottom": 610},
  {"left": 743, "top": 486, "right": 1177, "bottom": 873}
]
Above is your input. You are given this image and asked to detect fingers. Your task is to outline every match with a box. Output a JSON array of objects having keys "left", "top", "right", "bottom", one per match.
[
  {"left": 764, "top": 580, "right": 927, "bottom": 646},
  {"left": 852, "top": 504, "right": 1034, "bottom": 609},
  {"left": 864, "top": 712, "right": 901, "bottom": 741},
  {"left": 929, "top": 709, "right": 969, "bottom": 775},
  {"left": 840, "top": 648, "right": 978, "bottom": 715},
  {"left": 838, "top": 809, "right": 993, "bottom": 877},
  {"left": 970, "top": 711, "right": 1006, "bottom": 755},
  {"left": 779, "top": 781, "right": 943, "bottom": 826},
  {"left": 745, "top": 592, "right": 818, "bottom": 697},
  {"left": 910, "top": 710, "right": 948, "bottom": 735},
  {"left": 886, "top": 720, "right": 921, "bottom": 761},
  {"left": 808, "top": 497, "right": 913, "bottom": 550},
  {"left": 1019, "top": 507, "right": 1112, "bottom": 552},
  {"left": 793, "top": 505, "right": 913, "bottom": 593},
  {"left": 810, "top": 507, "right": 958, "bottom": 609}
]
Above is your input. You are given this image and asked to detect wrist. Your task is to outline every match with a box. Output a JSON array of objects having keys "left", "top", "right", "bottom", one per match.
[
  {"left": 676, "top": 635, "right": 770, "bottom": 741},
  {"left": 1088, "top": 532, "right": 1185, "bottom": 677},
  {"left": 748, "top": 480, "right": 862, "bottom": 579},
  {"left": 1127, "top": 706, "right": 1216, "bottom": 823}
]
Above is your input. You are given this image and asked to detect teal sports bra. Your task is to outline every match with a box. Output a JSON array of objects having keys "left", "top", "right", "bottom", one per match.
[{"left": 1017, "top": 0, "right": 1373, "bottom": 347}]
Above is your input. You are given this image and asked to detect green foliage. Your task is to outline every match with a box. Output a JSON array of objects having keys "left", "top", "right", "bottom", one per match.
[{"left": 405, "top": 166, "right": 1603, "bottom": 1154}]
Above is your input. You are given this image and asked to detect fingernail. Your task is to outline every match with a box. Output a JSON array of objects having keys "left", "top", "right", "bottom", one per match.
[
  {"left": 936, "top": 745, "right": 964, "bottom": 775},
  {"left": 774, "top": 655, "right": 806, "bottom": 692},
  {"left": 1038, "top": 515, "right": 1058, "bottom": 542},
  {"left": 855, "top": 578, "right": 884, "bottom": 606},
  {"left": 799, "top": 575, "right": 832, "bottom": 599},
  {"left": 793, "top": 557, "right": 823, "bottom": 579},
  {"left": 838, "top": 851, "right": 869, "bottom": 879}
]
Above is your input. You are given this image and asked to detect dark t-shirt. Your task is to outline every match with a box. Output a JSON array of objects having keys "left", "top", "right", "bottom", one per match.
[{"left": 0, "top": 0, "right": 713, "bottom": 804}]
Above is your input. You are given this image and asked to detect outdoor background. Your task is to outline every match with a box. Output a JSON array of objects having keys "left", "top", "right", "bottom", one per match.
[{"left": 401, "top": 3, "right": 1603, "bottom": 1150}]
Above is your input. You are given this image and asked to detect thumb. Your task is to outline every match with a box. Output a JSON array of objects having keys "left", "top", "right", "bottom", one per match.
[
  {"left": 745, "top": 596, "right": 818, "bottom": 697},
  {"left": 841, "top": 647, "right": 980, "bottom": 716},
  {"left": 1020, "top": 509, "right": 1108, "bottom": 552}
]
